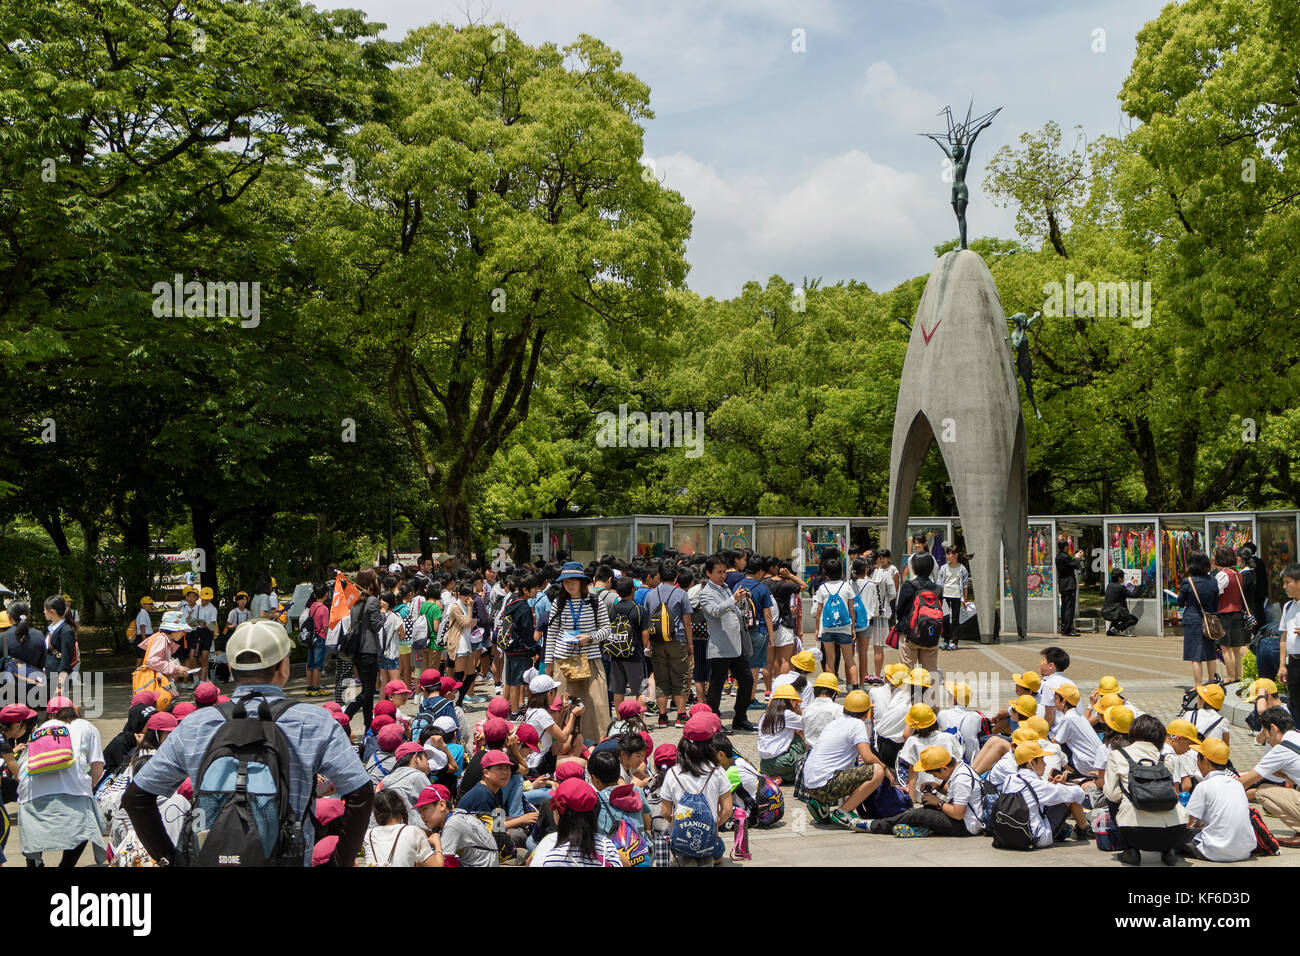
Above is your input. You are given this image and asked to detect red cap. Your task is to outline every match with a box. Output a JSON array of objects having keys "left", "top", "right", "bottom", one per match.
[
  {"left": 370, "top": 714, "right": 395, "bottom": 732},
  {"left": 688, "top": 703, "right": 714, "bottom": 718},
  {"left": 682, "top": 714, "right": 716, "bottom": 741},
  {"left": 394, "top": 741, "right": 424, "bottom": 761},
  {"left": 487, "top": 697, "right": 511, "bottom": 718},
  {"left": 418, "top": 670, "right": 442, "bottom": 687},
  {"left": 146, "top": 711, "right": 179, "bottom": 731},
  {"left": 480, "top": 749, "right": 512, "bottom": 770},
  {"left": 653, "top": 744, "right": 678, "bottom": 767},
  {"left": 0, "top": 704, "right": 37, "bottom": 723},
  {"left": 383, "top": 680, "right": 410, "bottom": 698},
  {"left": 638, "top": 730, "right": 654, "bottom": 755},
  {"left": 440, "top": 676, "right": 462, "bottom": 694},
  {"left": 194, "top": 682, "right": 219, "bottom": 705},
  {"left": 555, "top": 760, "right": 586, "bottom": 782},
  {"left": 129, "top": 691, "right": 158, "bottom": 708},
  {"left": 616, "top": 699, "right": 645, "bottom": 719},
  {"left": 552, "top": 777, "right": 598, "bottom": 813},
  {"left": 414, "top": 784, "right": 452, "bottom": 809},
  {"left": 333, "top": 711, "right": 353, "bottom": 731},
  {"left": 177, "top": 778, "right": 193, "bottom": 801},
  {"left": 171, "top": 702, "right": 198, "bottom": 720},
  {"left": 514, "top": 723, "right": 541, "bottom": 752},
  {"left": 483, "top": 717, "right": 511, "bottom": 743},
  {"left": 217, "top": 695, "right": 231, "bottom": 703},
  {"left": 312, "top": 835, "right": 339, "bottom": 866},
  {"left": 609, "top": 783, "right": 643, "bottom": 813},
  {"left": 46, "top": 696, "right": 75, "bottom": 712},
  {"left": 322, "top": 701, "right": 343, "bottom": 713},
  {"left": 377, "top": 723, "right": 406, "bottom": 753},
  {"left": 314, "top": 797, "right": 345, "bottom": 825},
  {"left": 373, "top": 700, "right": 397, "bottom": 718}
]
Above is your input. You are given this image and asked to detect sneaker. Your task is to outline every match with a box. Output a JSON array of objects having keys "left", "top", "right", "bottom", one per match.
[
  {"left": 830, "top": 809, "right": 872, "bottom": 832},
  {"left": 1161, "top": 848, "right": 1178, "bottom": 866},
  {"left": 1118, "top": 847, "right": 1142, "bottom": 866},
  {"left": 645, "top": 701, "right": 659, "bottom": 715},
  {"left": 892, "top": 824, "right": 932, "bottom": 838},
  {"left": 658, "top": 716, "right": 669, "bottom": 729},
  {"left": 1074, "top": 825, "right": 1095, "bottom": 842},
  {"left": 673, "top": 718, "right": 685, "bottom": 729},
  {"left": 806, "top": 798, "right": 832, "bottom": 824},
  {"left": 747, "top": 699, "right": 765, "bottom": 711}
]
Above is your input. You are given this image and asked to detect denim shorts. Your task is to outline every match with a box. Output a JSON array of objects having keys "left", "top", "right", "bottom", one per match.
[
  {"left": 505, "top": 653, "right": 533, "bottom": 687},
  {"left": 748, "top": 629, "right": 769, "bottom": 669},
  {"left": 307, "top": 641, "right": 327, "bottom": 670},
  {"left": 821, "top": 629, "right": 854, "bottom": 646},
  {"left": 379, "top": 655, "right": 400, "bottom": 670}
]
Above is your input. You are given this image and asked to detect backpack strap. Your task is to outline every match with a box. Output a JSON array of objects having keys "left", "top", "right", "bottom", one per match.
[{"left": 386, "top": 825, "right": 408, "bottom": 866}]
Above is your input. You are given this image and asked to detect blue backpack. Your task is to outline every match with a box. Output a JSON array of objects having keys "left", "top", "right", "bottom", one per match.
[
  {"left": 851, "top": 580, "right": 870, "bottom": 630},
  {"left": 409, "top": 695, "right": 457, "bottom": 743},
  {"left": 668, "top": 767, "right": 719, "bottom": 857},
  {"left": 820, "top": 582, "right": 852, "bottom": 630}
]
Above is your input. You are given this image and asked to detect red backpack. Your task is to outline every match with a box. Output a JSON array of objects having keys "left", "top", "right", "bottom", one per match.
[
  {"left": 909, "top": 588, "right": 944, "bottom": 647},
  {"left": 1249, "top": 807, "right": 1280, "bottom": 856}
]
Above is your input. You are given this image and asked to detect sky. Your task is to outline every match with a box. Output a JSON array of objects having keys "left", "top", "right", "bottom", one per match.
[{"left": 317, "top": 0, "right": 1168, "bottom": 298}]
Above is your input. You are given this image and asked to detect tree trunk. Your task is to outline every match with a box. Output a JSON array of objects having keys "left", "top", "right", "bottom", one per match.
[
  {"left": 190, "top": 495, "right": 219, "bottom": 593},
  {"left": 441, "top": 489, "right": 474, "bottom": 563},
  {"left": 120, "top": 495, "right": 152, "bottom": 633},
  {"left": 79, "top": 519, "right": 101, "bottom": 627},
  {"left": 37, "top": 511, "right": 72, "bottom": 556}
]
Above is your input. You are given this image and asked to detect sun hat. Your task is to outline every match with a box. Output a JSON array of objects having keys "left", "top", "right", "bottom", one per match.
[
  {"left": 1103, "top": 705, "right": 1135, "bottom": 734},
  {"left": 200, "top": 587, "right": 214, "bottom": 600},
  {"left": 418, "top": 669, "right": 442, "bottom": 687},
  {"left": 159, "top": 609, "right": 193, "bottom": 632},
  {"left": 183, "top": 585, "right": 198, "bottom": 597},
  {"left": 514, "top": 723, "right": 541, "bottom": 752},
  {"left": 487, "top": 697, "right": 511, "bottom": 718},
  {"left": 884, "top": 669, "right": 906, "bottom": 687},
  {"left": 555, "top": 759, "right": 586, "bottom": 782},
  {"left": 140, "top": 596, "right": 154, "bottom": 606},
  {"left": 1196, "top": 684, "right": 1225, "bottom": 710},
  {"left": 683, "top": 714, "right": 716, "bottom": 741},
  {"left": 1011, "top": 671, "right": 1041, "bottom": 693},
  {"left": 311, "top": 836, "right": 338, "bottom": 867},
  {"left": 916, "top": 745, "right": 955, "bottom": 772},
  {"left": 1008, "top": 695, "right": 1038, "bottom": 719},
  {"left": 813, "top": 672, "right": 841, "bottom": 691},
  {"left": 529, "top": 674, "right": 561, "bottom": 695},
  {"left": 376, "top": 723, "right": 406, "bottom": 752},
  {"left": 617, "top": 699, "right": 646, "bottom": 718},
  {"left": 483, "top": 717, "right": 511, "bottom": 742},
  {"left": 383, "top": 680, "right": 410, "bottom": 698},
  {"left": 0, "top": 704, "right": 37, "bottom": 723},
  {"left": 370, "top": 715, "right": 396, "bottom": 733},
  {"left": 146, "top": 711, "right": 179, "bottom": 732},
  {"left": 1013, "top": 741, "right": 1048, "bottom": 765},
  {"left": 194, "top": 682, "right": 219, "bottom": 705},
  {"left": 905, "top": 703, "right": 937, "bottom": 730},
  {"left": 414, "top": 785, "right": 452, "bottom": 809},
  {"left": 225, "top": 619, "right": 291, "bottom": 668},
  {"left": 904, "top": 667, "right": 932, "bottom": 688},
  {"left": 609, "top": 783, "right": 643, "bottom": 813},
  {"left": 552, "top": 777, "right": 599, "bottom": 814},
  {"left": 439, "top": 676, "right": 462, "bottom": 694},
  {"left": 1095, "top": 692, "right": 1124, "bottom": 713},
  {"left": 843, "top": 689, "right": 872, "bottom": 715},
  {"left": 1096, "top": 675, "right": 1123, "bottom": 695},
  {"left": 1055, "top": 683, "right": 1081, "bottom": 706},
  {"left": 432, "top": 715, "right": 458, "bottom": 735},
  {"left": 653, "top": 744, "right": 678, "bottom": 767},
  {"left": 771, "top": 684, "right": 802, "bottom": 703},
  {"left": 130, "top": 691, "right": 158, "bottom": 708},
  {"left": 688, "top": 703, "right": 714, "bottom": 717},
  {"left": 1247, "top": 678, "right": 1279, "bottom": 701},
  {"left": 1011, "top": 727, "right": 1039, "bottom": 745},
  {"left": 46, "top": 696, "right": 75, "bottom": 712},
  {"left": 790, "top": 650, "right": 816, "bottom": 673},
  {"left": 1024, "top": 715, "right": 1050, "bottom": 738},
  {"left": 1190, "top": 738, "right": 1230, "bottom": 765},
  {"left": 883, "top": 662, "right": 908, "bottom": 680},
  {"left": 480, "top": 749, "right": 512, "bottom": 770},
  {"left": 234, "top": 591, "right": 249, "bottom": 601},
  {"left": 373, "top": 700, "right": 397, "bottom": 718},
  {"left": 172, "top": 702, "right": 197, "bottom": 720},
  {"left": 554, "top": 561, "right": 590, "bottom": 583},
  {"left": 944, "top": 680, "right": 972, "bottom": 705},
  {"left": 1166, "top": 718, "right": 1200, "bottom": 742},
  {"left": 394, "top": 741, "right": 424, "bottom": 761}
]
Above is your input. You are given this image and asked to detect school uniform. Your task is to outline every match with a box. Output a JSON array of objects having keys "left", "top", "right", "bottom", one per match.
[
  {"left": 876, "top": 761, "right": 984, "bottom": 837},
  {"left": 1184, "top": 770, "right": 1254, "bottom": 862},
  {"left": 937, "top": 705, "right": 982, "bottom": 762},
  {"left": 1182, "top": 706, "right": 1228, "bottom": 743},
  {"left": 1050, "top": 707, "right": 1104, "bottom": 773},
  {"left": 194, "top": 602, "right": 218, "bottom": 653},
  {"left": 1001, "top": 767, "right": 1086, "bottom": 847},
  {"left": 871, "top": 685, "right": 910, "bottom": 771},
  {"left": 134, "top": 608, "right": 154, "bottom": 639}
]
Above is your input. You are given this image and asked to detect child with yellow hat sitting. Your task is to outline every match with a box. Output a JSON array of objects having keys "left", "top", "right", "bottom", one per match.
[
  {"left": 1179, "top": 738, "right": 1254, "bottom": 861},
  {"left": 1162, "top": 719, "right": 1201, "bottom": 791},
  {"left": 770, "top": 649, "right": 817, "bottom": 711},
  {"left": 757, "top": 684, "right": 805, "bottom": 785},
  {"left": 1178, "top": 683, "right": 1229, "bottom": 747},
  {"left": 993, "top": 739, "right": 1093, "bottom": 848},
  {"left": 802, "top": 690, "right": 891, "bottom": 831},
  {"left": 864, "top": 743, "right": 985, "bottom": 838},
  {"left": 803, "top": 672, "right": 844, "bottom": 749},
  {"left": 896, "top": 703, "right": 963, "bottom": 803},
  {"left": 867, "top": 664, "right": 910, "bottom": 772}
]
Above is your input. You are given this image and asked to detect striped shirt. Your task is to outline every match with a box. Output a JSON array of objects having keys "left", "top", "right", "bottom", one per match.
[
  {"left": 544, "top": 596, "right": 611, "bottom": 662},
  {"left": 528, "top": 832, "right": 623, "bottom": 867}
]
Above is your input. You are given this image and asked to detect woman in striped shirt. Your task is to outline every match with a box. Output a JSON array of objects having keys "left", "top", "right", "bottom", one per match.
[
  {"left": 528, "top": 778, "right": 623, "bottom": 867},
  {"left": 545, "top": 562, "right": 612, "bottom": 743}
]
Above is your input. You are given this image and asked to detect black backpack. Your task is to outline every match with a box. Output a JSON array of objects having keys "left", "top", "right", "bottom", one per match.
[
  {"left": 176, "top": 693, "right": 306, "bottom": 866},
  {"left": 990, "top": 776, "right": 1041, "bottom": 850},
  {"left": 605, "top": 604, "right": 641, "bottom": 660},
  {"left": 1117, "top": 747, "right": 1179, "bottom": 812}
]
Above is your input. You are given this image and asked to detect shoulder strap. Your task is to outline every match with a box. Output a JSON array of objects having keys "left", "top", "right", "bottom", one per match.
[
  {"left": 1202, "top": 715, "right": 1224, "bottom": 736},
  {"left": 386, "top": 825, "right": 408, "bottom": 866},
  {"left": 1187, "top": 577, "right": 1208, "bottom": 613},
  {"left": 1278, "top": 740, "right": 1300, "bottom": 757}
]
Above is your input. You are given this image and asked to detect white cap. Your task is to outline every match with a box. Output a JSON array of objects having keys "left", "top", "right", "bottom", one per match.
[
  {"left": 521, "top": 667, "right": 539, "bottom": 685},
  {"left": 432, "top": 715, "right": 458, "bottom": 734},
  {"left": 529, "top": 674, "right": 561, "bottom": 694},
  {"left": 423, "top": 743, "right": 449, "bottom": 771},
  {"left": 387, "top": 562, "right": 403, "bottom": 574},
  {"left": 226, "top": 619, "right": 293, "bottom": 670}
]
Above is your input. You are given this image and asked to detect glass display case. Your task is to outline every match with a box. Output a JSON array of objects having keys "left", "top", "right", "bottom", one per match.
[
  {"left": 1003, "top": 522, "right": 1055, "bottom": 598},
  {"left": 756, "top": 520, "right": 799, "bottom": 564},
  {"left": 1257, "top": 514, "right": 1297, "bottom": 604},
  {"left": 710, "top": 520, "right": 754, "bottom": 554},
  {"left": 672, "top": 520, "right": 708, "bottom": 556},
  {"left": 1104, "top": 520, "right": 1157, "bottom": 636},
  {"left": 798, "top": 522, "right": 849, "bottom": 579},
  {"left": 1207, "top": 515, "right": 1255, "bottom": 558},
  {"left": 1160, "top": 517, "right": 1205, "bottom": 633},
  {"left": 633, "top": 520, "right": 671, "bottom": 559}
]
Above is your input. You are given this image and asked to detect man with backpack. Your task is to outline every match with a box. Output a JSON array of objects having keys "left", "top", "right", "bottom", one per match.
[
  {"left": 123, "top": 619, "right": 374, "bottom": 866},
  {"left": 643, "top": 561, "right": 695, "bottom": 730},
  {"left": 894, "top": 552, "right": 944, "bottom": 671}
]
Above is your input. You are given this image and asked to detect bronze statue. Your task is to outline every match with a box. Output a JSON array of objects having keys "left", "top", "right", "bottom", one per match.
[
  {"left": 1008, "top": 310, "right": 1042, "bottom": 419},
  {"left": 922, "top": 102, "right": 1001, "bottom": 249}
]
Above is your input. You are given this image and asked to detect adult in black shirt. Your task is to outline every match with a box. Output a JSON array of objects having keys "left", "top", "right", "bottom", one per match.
[
  {"left": 102, "top": 703, "right": 157, "bottom": 774},
  {"left": 2, "top": 601, "right": 47, "bottom": 670},
  {"left": 1102, "top": 570, "right": 1139, "bottom": 635},
  {"left": 1055, "top": 542, "right": 1082, "bottom": 636}
]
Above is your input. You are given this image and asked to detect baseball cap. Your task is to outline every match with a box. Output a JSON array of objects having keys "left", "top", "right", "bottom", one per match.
[
  {"left": 377, "top": 723, "right": 406, "bottom": 752},
  {"left": 555, "top": 759, "right": 586, "bottom": 782},
  {"left": 1013, "top": 741, "right": 1048, "bottom": 765},
  {"left": 1196, "top": 684, "right": 1225, "bottom": 710},
  {"left": 183, "top": 585, "right": 198, "bottom": 596},
  {"left": 388, "top": 562, "right": 403, "bottom": 574},
  {"left": 944, "top": 680, "right": 972, "bottom": 705},
  {"left": 234, "top": 591, "right": 249, "bottom": 601},
  {"left": 904, "top": 703, "right": 936, "bottom": 730},
  {"left": 552, "top": 777, "right": 598, "bottom": 813},
  {"left": 480, "top": 749, "right": 512, "bottom": 770},
  {"left": 813, "top": 672, "right": 840, "bottom": 691},
  {"left": 916, "top": 745, "right": 954, "bottom": 772},
  {"left": 1166, "top": 718, "right": 1200, "bottom": 742},
  {"left": 1104, "top": 705, "right": 1135, "bottom": 734},
  {"left": 1055, "top": 683, "right": 1081, "bottom": 706},
  {"left": 771, "top": 684, "right": 801, "bottom": 703},
  {"left": 322, "top": 701, "right": 343, "bottom": 713},
  {"left": 373, "top": 700, "right": 397, "bottom": 718},
  {"left": 226, "top": 619, "right": 292, "bottom": 669},
  {"left": 683, "top": 714, "right": 716, "bottom": 741},
  {"left": 418, "top": 669, "right": 442, "bottom": 687},
  {"left": 529, "top": 674, "right": 561, "bottom": 694},
  {"left": 1024, "top": 715, "right": 1050, "bottom": 738},
  {"left": 332, "top": 711, "right": 352, "bottom": 731},
  {"left": 1012, "top": 671, "right": 1041, "bottom": 693},
  {"left": 616, "top": 699, "right": 646, "bottom": 718},
  {"left": 194, "top": 682, "right": 219, "bottom": 705},
  {"left": 146, "top": 711, "right": 179, "bottom": 732},
  {"left": 652, "top": 744, "right": 677, "bottom": 767},
  {"left": 383, "top": 680, "right": 410, "bottom": 698},
  {"left": 688, "top": 703, "right": 714, "bottom": 717},
  {"left": 46, "top": 696, "right": 75, "bottom": 712},
  {"left": 1190, "top": 738, "right": 1230, "bottom": 765},
  {"left": 200, "top": 587, "right": 214, "bottom": 600},
  {"left": 370, "top": 714, "right": 396, "bottom": 732},
  {"left": 790, "top": 650, "right": 816, "bottom": 673},
  {"left": 514, "top": 723, "right": 541, "bottom": 752},
  {"left": 394, "top": 741, "right": 424, "bottom": 761},
  {"left": 439, "top": 676, "right": 462, "bottom": 694},
  {"left": 1248, "top": 678, "right": 1279, "bottom": 700},
  {"left": 140, "top": 596, "right": 154, "bottom": 606},
  {"left": 414, "top": 785, "right": 452, "bottom": 809},
  {"left": 159, "top": 609, "right": 192, "bottom": 632},
  {"left": 843, "top": 689, "right": 872, "bottom": 715},
  {"left": 432, "top": 715, "right": 458, "bottom": 735},
  {"left": 172, "top": 702, "right": 198, "bottom": 720},
  {"left": 0, "top": 704, "right": 37, "bottom": 723},
  {"left": 1008, "top": 695, "right": 1038, "bottom": 718},
  {"left": 487, "top": 697, "right": 511, "bottom": 718},
  {"left": 483, "top": 717, "right": 511, "bottom": 742},
  {"left": 129, "top": 691, "right": 158, "bottom": 708}
]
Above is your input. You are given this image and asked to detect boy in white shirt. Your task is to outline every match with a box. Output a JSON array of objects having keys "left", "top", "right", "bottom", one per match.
[
  {"left": 896, "top": 703, "right": 964, "bottom": 801},
  {"left": 998, "top": 741, "right": 1092, "bottom": 847},
  {"left": 1235, "top": 708, "right": 1300, "bottom": 846},
  {"left": 937, "top": 680, "right": 983, "bottom": 762},
  {"left": 194, "top": 587, "right": 219, "bottom": 682},
  {"left": 133, "top": 597, "right": 154, "bottom": 647},
  {"left": 866, "top": 745, "right": 985, "bottom": 838},
  {"left": 1049, "top": 683, "right": 1104, "bottom": 777},
  {"left": 1181, "top": 739, "right": 1254, "bottom": 862},
  {"left": 1036, "top": 647, "right": 1072, "bottom": 729},
  {"left": 1181, "top": 683, "right": 1229, "bottom": 745},
  {"left": 803, "top": 672, "right": 845, "bottom": 749},
  {"left": 1161, "top": 719, "right": 1202, "bottom": 790}
]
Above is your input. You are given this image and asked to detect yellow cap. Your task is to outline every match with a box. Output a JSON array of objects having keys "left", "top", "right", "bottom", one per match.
[
  {"left": 234, "top": 591, "right": 249, "bottom": 600},
  {"left": 916, "top": 745, "right": 954, "bottom": 772},
  {"left": 1055, "top": 683, "right": 1080, "bottom": 706},
  {"left": 1248, "top": 678, "right": 1279, "bottom": 700},
  {"left": 1104, "top": 705, "right": 1135, "bottom": 734},
  {"left": 1196, "top": 684, "right": 1225, "bottom": 710},
  {"left": 1011, "top": 726, "right": 1039, "bottom": 745},
  {"left": 1165, "top": 719, "right": 1200, "bottom": 742},
  {"left": 1024, "top": 715, "right": 1050, "bottom": 739},
  {"left": 183, "top": 585, "right": 198, "bottom": 596},
  {"left": 904, "top": 667, "right": 932, "bottom": 688},
  {"left": 61, "top": 593, "right": 71, "bottom": 602},
  {"left": 1095, "top": 692, "right": 1124, "bottom": 712},
  {"left": 883, "top": 663, "right": 909, "bottom": 678},
  {"left": 905, "top": 703, "right": 937, "bottom": 730},
  {"left": 271, "top": 577, "right": 278, "bottom": 588},
  {"left": 1097, "top": 676, "right": 1123, "bottom": 695},
  {"left": 771, "top": 684, "right": 801, "bottom": 702},
  {"left": 944, "top": 680, "right": 972, "bottom": 705},
  {"left": 1190, "top": 738, "right": 1230, "bottom": 766},
  {"left": 1012, "top": 671, "right": 1041, "bottom": 693},
  {"left": 843, "top": 689, "right": 872, "bottom": 715},
  {"left": 813, "top": 672, "right": 841, "bottom": 691},
  {"left": 791, "top": 650, "right": 816, "bottom": 673},
  {"left": 1014, "top": 741, "right": 1048, "bottom": 765},
  {"left": 1008, "top": 695, "right": 1038, "bottom": 719},
  {"left": 200, "top": 587, "right": 214, "bottom": 600},
  {"left": 140, "top": 596, "right": 154, "bottom": 605}
]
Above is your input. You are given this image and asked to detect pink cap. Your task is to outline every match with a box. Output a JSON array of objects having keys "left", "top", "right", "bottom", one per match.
[
  {"left": 418, "top": 670, "right": 442, "bottom": 688},
  {"left": 377, "top": 723, "right": 406, "bottom": 753},
  {"left": 616, "top": 699, "right": 645, "bottom": 719},
  {"left": 482, "top": 717, "right": 511, "bottom": 743},
  {"left": 688, "top": 703, "right": 714, "bottom": 717},
  {"left": 314, "top": 797, "right": 345, "bottom": 825},
  {"left": 552, "top": 778, "right": 598, "bottom": 813},
  {"left": 217, "top": 695, "right": 231, "bottom": 703},
  {"left": 312, "top": 835, "right": 339, "bottom": 866},
  {"left": 177, "top": 778, "right": 193, "bottom": 801},
  {"left": 171, "top": 702, "right": 198, "bottom": 720},
  {"left": 146, "top": 711, "right": 179, "bottom": 732},
  {"left": 513, "top": 723, "right": 541, "bottom": 752},
  {"left": 384, "top": 680, "right": 410, "bottom": 697},
  {"left": 487, "top": 697, "right": 511, "bottom": 718},
  {"left": 194, "top": 682, "right": 219, "bottom": 705},
  {"left": 332, "top": 711, "right": 352, "bottom": 731},
  {"left": 394, "top": 741, "right": 424, "bottom": 761},
  {"left": 653, "top": 744, "right": 678, "bottom": 767},
  {"left": 0, "top": 704, "right": 37, "bottom": 723},
  {"left": 370, "top": 714, "right": 396, "bottom": 732},
  {"left": 130, "top": 691, "right": 158, "bottom": 708},
  {"left": 373, "top": 700, "right": 397, "bottom": 718},
  {"left": 639, "top": 730, "right": 654, "bottom": 755},
  {"left": 480, "top": 749, "right": 512, "bottom": 770},
  {"left": 414, "top": 784, "right": 452, "bottom": 809},
  {"left": 322, "top": 701, "right": 343, "bottom": 713},
  {"left": 440, "top": 676, "right": 462, "bottom": 694},
  {"left": 46, "top": 696, "right": 75, "bottom": 712},
  {"left": 555, "top": 760, "right": 586, "bottom": 782}
]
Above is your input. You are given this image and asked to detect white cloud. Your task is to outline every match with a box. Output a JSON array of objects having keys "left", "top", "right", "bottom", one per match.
[{"left": 860, "top": 61, "right": 945, "bottom": 131}]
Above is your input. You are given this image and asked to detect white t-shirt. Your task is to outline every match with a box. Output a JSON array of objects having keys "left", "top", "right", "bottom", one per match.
[
  {"left": 1186, "top": 771, "right": 1255, "bottom": 862},
  {"left": 250, "top": 593, "right": 275, "bottom": 619},
  {"left": 872, "top": 686, "right": 910, "bottom": 743},
  {"left": 364, "top": 823, "right": 433, "bottom": 867},
  {"left": 1253, "top": 730, "right": 1300, "bottom": 784},
  {"left": 803, "top": 716, "right": 872, "bottom": 790},
  {"left": 195, "top": 603, "right": 218, "bottom": 628},
  {"left": 1184, "top": 707, "right": 1228, "bottom": 742},
  {"left": 803, "top": 698, "right": 844, "bottom": 749},
  {"left": 135, "top": 608, "right": 154, "bottom": 637},
  {"left": 758, "top": 711, "right": 803, "bottom": 761},
  {"left": 1280, "top": 599, "right": 1300, "bottom": 654},
  {"left": 936, "top": 705, "right": 982, "bottom": 761},
  {"left": 813, "top": 580, "right": 856, "bottom": 634},
  {"left": 529, "top": 831, "right": 623, "bottom": 867},
  {"left": 1051, "top": 707, "right": 1105, "bottom": 773},
  {"left": 18, "top": 718, "right": 104, "bottom": 801},
  {"left": 1038, "top": 672, "right": 1071, "bottom": 711},
  {"left": 770, "top": 672, "right": 813, "bottom": 711},
  {"left": 525, "top": 707, "right": 559, "bottom": 764},
  {"left": 659, "top": 766, "right": 730, "bottom": 821},
  {"left": 731, "top": 756, "right": 761, "bottom": 798},
  {"left": 944, "top": 762, "right": 986, "bottom": 835}
]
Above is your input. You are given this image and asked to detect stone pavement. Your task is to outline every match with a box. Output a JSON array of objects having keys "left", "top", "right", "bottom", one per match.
[{"left": 4, "top": 631, "right": 1294, "bottom": 867}]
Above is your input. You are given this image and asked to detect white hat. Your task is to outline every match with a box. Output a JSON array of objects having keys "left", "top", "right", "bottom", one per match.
[
  {"left": 432, "top": 715, "right": 458, "bottom": 734},
  {"left": 226, "top": 619, "right": 293, "bottom": 670},
  {"left": 387, "top": 562, "right": 403, "bottom": 574},
  {"left": 521, "top": 667, "right": 539, "bottom": 685},
  {"left": 529, "top": 674, "right": 561, "bottom": 694},
  {"left": 423, "top": 743, "right": 449, "bottom": 771}
]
